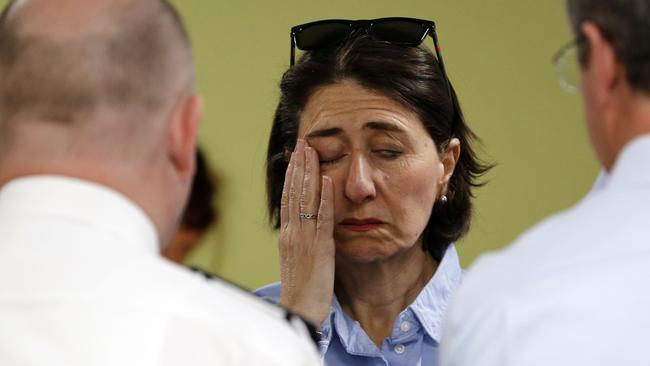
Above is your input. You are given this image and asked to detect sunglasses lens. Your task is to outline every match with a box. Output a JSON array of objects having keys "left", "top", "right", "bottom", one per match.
[
  {"left": 295, "top": 23, "right": 351, "bottom": 50},
  {"left": 372, "top": 20, "right": 427, "bottom": 45}
]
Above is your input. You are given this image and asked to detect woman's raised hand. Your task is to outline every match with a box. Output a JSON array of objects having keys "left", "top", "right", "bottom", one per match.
[{"left": 278, "top": 139, "right": 335, "bottom": 326}]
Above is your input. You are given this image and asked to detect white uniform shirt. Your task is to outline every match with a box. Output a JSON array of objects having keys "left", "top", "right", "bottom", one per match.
[
  {"left": 0, "top": 176, "right": 320, "bottom": 366},
  {"left": 440, "top": 134, "right": 650, "bottom": 366}
]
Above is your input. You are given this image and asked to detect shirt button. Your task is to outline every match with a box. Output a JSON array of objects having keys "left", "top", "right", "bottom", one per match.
[
  {"left": 394, "top": 344, "right": 405, "bottom": 354},
  {"left": 400, "top": 321, "right": 411, "bottom": 332}
]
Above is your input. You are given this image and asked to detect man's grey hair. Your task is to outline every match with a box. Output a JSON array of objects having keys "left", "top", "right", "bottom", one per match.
[{"left": 566, "top": 0, "right": 650, "bottom": 93}]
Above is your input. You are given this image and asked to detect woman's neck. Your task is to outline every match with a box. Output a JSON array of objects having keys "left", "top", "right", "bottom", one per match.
[{"left": 334, "top": 245, "right": 438, "bottom": 348}]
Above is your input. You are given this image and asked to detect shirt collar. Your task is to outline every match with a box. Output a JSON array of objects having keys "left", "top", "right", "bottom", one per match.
[
  {"left": 409, "top": 244, "right": 463, "bottom": 342},
  {"left": 586, "top": 169, "right": 609, "bottom": 197},
  {"left": 607, "top": 134, "right": 650, "bottom": 191},
  {"left": 0, "top": 175, "right": 159, "bottom": 255},
  {"left": 322, "top": 244, "right": 463, "bottom": 353}
]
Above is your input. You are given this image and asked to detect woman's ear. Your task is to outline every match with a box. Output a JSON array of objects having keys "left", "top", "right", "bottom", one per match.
[
  {"left": 440, "top": 138, "right": 460, "bottom": 196},
  {"left": 167, "top": 93, "right": 203, "bottom": 182}
]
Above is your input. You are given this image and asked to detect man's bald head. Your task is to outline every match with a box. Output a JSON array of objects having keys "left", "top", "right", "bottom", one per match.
[
  {"left": 0, "top": 0, "right": 202, "bottom": 245},
  {"left": 0, "top": 0, "right": 194, "bottom": 128}
]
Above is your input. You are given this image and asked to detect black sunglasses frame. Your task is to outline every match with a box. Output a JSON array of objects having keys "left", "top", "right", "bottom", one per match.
[
  {"left": 291, "top": 18, "right": 446, "bottom": 69},
  {"left": 289, "top": 17, "right": 452, "bottom": 102}
]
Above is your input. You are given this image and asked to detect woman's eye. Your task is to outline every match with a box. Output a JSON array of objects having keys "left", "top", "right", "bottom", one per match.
[
  {"left": 319, "top": 155, "right": 345, "bottom": 165},
  {"left": 374, "top": 150, "right": 402, "bottom": 159}
]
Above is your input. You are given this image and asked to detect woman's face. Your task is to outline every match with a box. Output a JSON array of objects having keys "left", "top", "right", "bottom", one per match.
[{"left": 298, "top": 80, "right": 458, "bottom": 263}]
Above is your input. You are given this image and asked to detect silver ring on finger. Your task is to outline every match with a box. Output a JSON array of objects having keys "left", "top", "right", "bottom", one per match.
[{"left": 299, "top": 212, "right": 318, "bottom": 220}]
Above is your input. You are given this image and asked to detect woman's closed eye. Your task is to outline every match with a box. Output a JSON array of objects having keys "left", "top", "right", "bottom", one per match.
[
  {"left": 319, "top": 154, "right": 347, "bottom": 165},
  {"left": 373, "top": 149, "right": 403, "bottom": 159},
  {"left": 318, "top": 149, "right": 403, "bottom": 165}
]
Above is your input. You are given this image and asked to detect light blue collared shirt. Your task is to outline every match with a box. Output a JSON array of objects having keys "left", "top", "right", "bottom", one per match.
[{"left": 255, "top": 245, "right": 463, "bottom": 366}]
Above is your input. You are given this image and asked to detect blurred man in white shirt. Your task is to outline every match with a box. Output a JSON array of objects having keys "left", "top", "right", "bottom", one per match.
[
  {"left": 0, "top": 1, "right": 320, "bottom": 365},
  {"left": 441, "top": 1, "right": 650, "bottom": 365}
]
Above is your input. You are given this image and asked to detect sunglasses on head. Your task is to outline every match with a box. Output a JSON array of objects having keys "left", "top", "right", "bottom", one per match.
[{"left": 289, "top": 17, "right": 451, "bottom": 97}]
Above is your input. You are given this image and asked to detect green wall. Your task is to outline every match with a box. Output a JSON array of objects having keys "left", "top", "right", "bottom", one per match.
[{"left": 3, "top": 0, "right": 599, "bottom": 289}]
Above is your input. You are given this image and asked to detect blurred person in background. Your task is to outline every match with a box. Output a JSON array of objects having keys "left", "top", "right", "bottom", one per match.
[{"left": 163, "top": 148, "right": 219, "bottom": 264}]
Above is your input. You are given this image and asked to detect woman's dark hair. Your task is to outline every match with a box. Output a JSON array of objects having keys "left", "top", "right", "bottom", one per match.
[{"left": 266, "top": 33, "right": 491, "bottom": 261}]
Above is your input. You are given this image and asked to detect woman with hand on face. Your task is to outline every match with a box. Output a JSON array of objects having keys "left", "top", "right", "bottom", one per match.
[{"left": 255, "top": 18, "right": 490, "bottom": 366}]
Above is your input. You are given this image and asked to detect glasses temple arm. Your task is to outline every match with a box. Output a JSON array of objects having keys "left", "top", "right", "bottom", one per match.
[
  {"left": 430, "top": 28, "right": 458, "bottom": 136},
  {"left": 290, "top": 33, "right": 296, "bottom": 66},
  {"left": 430, "top": 29, "right": 452, "bottom": 98}
]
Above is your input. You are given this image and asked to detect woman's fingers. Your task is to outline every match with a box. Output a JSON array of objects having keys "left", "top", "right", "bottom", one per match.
[
  {"left": 279, "top": 152, "right": 295, "bottom": 229},
  {"left": 316, "top": 175, "right": 335, "bottom": 246},
  {"left": 300, "top": 146, "right": 321, "bottom": 230},
  {"left": 288, "top": 139, "right": 305, "bottom": 224}
]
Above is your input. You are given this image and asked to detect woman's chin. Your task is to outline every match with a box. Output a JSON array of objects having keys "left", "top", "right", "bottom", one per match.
[{"left": 334, "top": 241, "right": 398, "bottom": 264}]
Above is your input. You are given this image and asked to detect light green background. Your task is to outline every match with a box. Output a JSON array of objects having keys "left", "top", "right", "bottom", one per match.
[{"left": 2, "top": 0, "right": 599, "bottom": 289}]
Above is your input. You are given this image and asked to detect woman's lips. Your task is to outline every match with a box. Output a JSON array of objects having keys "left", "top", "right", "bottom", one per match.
[{"left": 339, "top": 218, "right": 385, "bottom": 232}]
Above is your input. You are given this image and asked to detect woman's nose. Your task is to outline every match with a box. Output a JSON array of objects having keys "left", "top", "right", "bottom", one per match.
[{"left": 344, "top": 155, "right": 376, "bottom": 204}]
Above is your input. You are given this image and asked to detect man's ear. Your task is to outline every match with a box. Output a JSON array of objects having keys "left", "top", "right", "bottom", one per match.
[
  {"left": 168, "top": 93, "right": 203, "bottom": 182},
  {"left": 581, "top": 21, "right": 622, "bottom": 107},
  {"left": 440, "top": 137, "right": 461, "bottom": 196}
]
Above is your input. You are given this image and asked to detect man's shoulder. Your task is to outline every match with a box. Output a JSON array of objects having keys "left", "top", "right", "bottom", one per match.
[
  {"left": 453, "top": 185, "right": 650, "bottom": 314},
  {"left": 118, "top": 260, "right": 320, "bottom": 364},
  {"left": 98, "top": 258, "right": 299, "bottom": 331},
  {"left": 441, "top": 207, "right": 588, "bottom": 365},
  {"left": 136, "top": 261, "right": 291, "bottom": 324},
  {"left": 461, "top": 209, "right": 573, "bottom": 294},
  {"left": 443, "top": 188, "right": 650, "bottom": 366}
]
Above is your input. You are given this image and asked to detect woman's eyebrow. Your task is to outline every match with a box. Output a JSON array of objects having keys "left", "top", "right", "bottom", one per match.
[
  {"left": 306, "top": 121, "right": 407, "bottom": 138},
  {"left": 306, "top": 127, "right": 343, "bottom": 139},
  {"left": 364, "top": 121, "right": 406, "bottom": 134}
]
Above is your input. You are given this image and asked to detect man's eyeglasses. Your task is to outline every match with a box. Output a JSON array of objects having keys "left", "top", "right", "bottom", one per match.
[
  {"left": 552, "top": 35, "right": 585, "bottom": 93},
  {"left": 289, "top": 17, "right": 452, "bottom": 99}
]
